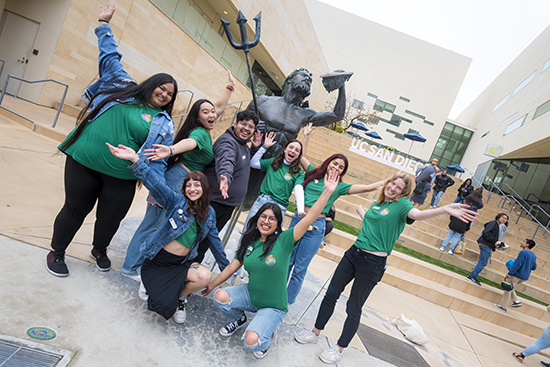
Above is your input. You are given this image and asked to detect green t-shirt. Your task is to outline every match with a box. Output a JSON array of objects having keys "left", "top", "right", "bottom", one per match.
[
  {"left": 62, "top": 103, "right": 161, "bottom": 180},
  {"left": 354, "top": 197, "right": 415, "bottom": 255},
  {"left": 180, "top": 127, "right": 214, "bottom": 172},
  {"left": 303, "top": 165, "right": 352, "bottom": 214},
  {"left": 242, "top": 228, "right": 296, "bottom": 312},
  {"left": 259, "top": 158, "right": 305, "bottom": 207},
  {"left": 174, "top": 219, "right": 201, "bottom": 248}
]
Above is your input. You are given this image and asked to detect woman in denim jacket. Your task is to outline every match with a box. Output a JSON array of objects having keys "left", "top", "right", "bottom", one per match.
[
  {"left": 108, "top": 142, "right": 230, "bottom": 323},
  {"left": 47, "top": 4, "right": 177, "bottom": 277}
]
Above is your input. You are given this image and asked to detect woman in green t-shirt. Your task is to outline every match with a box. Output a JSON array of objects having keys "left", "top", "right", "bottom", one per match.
[
  {"left": 295, "top": 173, "right": 477, "bottom": 364},
  {"left": 202, "top": 171, "right": 339, "bottom": 359}
]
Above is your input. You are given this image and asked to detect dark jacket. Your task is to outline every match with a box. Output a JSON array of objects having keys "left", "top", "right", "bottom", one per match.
[
  {"left": 204, "top": 127, "right": 258, "bottom": 206},
  {"left": 449, "top": 211, "right": 471, "bottom": 234},
  {"left": 457, "top": 183, "right": 474, "bottom": 199},
  {"left": 477, "top": 220, "right": 499, "bottom": 250},
  {"left": 433, "top": 174, "right": 455, "bottom": 192}
]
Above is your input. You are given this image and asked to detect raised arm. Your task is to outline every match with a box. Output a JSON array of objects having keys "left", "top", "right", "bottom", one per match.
[
  {"left": 300, "top": 123, "right": 314, "bottom": 169},
  {"left": 214, "top": 70, "right": 236, "bottom": 116},
  {"left": 407, "top": 203, "right": 477, "bottom": 223},
  {"left": 347, "top": 179, "right": 385, "bottom": 195},
  {"left": 250, "top": 132, "right": 276, "bottom": 169},
  {"left": 292, "top": 171, "right": 338, "bottom": 242},
  {"left": 307, "top": 86, "right": 346, "bottom": 127}
]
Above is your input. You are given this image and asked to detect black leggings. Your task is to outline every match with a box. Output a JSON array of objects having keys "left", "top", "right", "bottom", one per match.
[{"left": 50, "top": 155, "right": 136, "bottom": 255}]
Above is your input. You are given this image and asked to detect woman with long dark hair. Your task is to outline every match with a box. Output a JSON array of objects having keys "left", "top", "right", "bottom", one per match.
[
  {"left": 202, "top": 171, "right": 339, "bottom": 359},
  {"left": 454, "top": 178, "right": 474, "bottom": 203},
  {"left": 46, "top": 4, "right": 178, "bottom": 277},
  {"left": 120, "top": 75, "right": 235, "bottom": 281},
  {"left": 295, "top": 173, "right": 477, "bottom": 364},
  {"left": 107, "top": 143, "right": 229, "bottom": 324},
  {"left": 286, "top": 150, "right": 385, "bottom": 305}
]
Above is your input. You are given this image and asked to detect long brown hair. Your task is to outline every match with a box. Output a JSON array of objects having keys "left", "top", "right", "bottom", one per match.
[
  {"left": 183, "top": 171, "right": 210, "bottom": 223},
  {"left": 302, "top": 154, "right": 348, "bottom": 188},
  {"left": 271, "top": 140, "right": 303, "bottom": 174},
  {"left": 376, "top": 173, "right": 414, "bottom": 204}
]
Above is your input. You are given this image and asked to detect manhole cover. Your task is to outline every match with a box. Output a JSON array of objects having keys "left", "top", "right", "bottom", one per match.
[
  {"left": 27, "top": 327, "right": 56, "bottom": 340},
  {"left": 357, "top": 323, "right": 429, "bottom": 367}
]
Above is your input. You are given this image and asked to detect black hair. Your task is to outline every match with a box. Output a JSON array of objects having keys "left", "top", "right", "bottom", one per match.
[
  {"left": 236, "top": 110, "right": 259, "bottom": 126},
  {"left": 60, "top": 73, "right": 178, "bottom": 151},
  {"left": 271, "top": 139, "right": 303, "bottom": 174},
  {"left": 167, "top": 99, "right": 214, "bottom": 170},
  {"left": 236, "top": 203, "right": 283, "bottom": 263},
  {"left": 526, "top": 239, "right": 536, "bottom": 249},
  {"left": 495, "top": 213, "right": 509, "bottom": 221}
]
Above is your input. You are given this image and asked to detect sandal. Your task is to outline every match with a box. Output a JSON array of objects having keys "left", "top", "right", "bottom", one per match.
[{"left": 513, "top": 352, "right": 525, "bottom": 362}]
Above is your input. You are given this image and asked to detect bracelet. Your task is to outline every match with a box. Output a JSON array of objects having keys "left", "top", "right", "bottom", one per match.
[
  {"left": 169, "top": 146, "right": 175, "bottom": 157},
  {"left": 226, "top": 85, "right": 234, "bottom": 92},
  {"left": 98, "top": 19, "right": 109, "bottom": 23}
]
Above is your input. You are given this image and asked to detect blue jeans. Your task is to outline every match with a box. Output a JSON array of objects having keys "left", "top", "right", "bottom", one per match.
[
  {"left": 523, "top": 324, "right": 550, "bottom": 357},
  {"left": 121, "top": 164, "right": 188, "bottom": 274},
  {"left": 469, "top": 244, "right": 492, "bottom": 279},
  {"left": 431, "top": 190, "right": 445, "bottom": 207},
  {"left": 214, "top": 284, "right": 285, "bottom": 352},
  {"left": 314, "top": 246, "right": 386, "bottom": 348},
  {"left": 287, "top": 213, "right": 326, "bottom": 305},
  {"left": 243, "top": 194, "right": 286, "bottom": 231},
  {"left": 440, "top": 230, "right": 462, "bottom": 252},
  {"left": 453, "top": 196, "right": 463, "bottom": 204}
]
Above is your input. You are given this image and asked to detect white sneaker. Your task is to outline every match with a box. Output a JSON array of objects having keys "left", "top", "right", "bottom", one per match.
[
  {"left": 448, "top": 250, "right": 454, "bottom": 255},
  {"left": 253, "top": 349, "right": 268, "bottom": 359},
  {"left": 173, "top": 297, "right": 187, "bottom": 324},
  {"left": 439, "top": 247, "right": 445, "bottom": 252},
  {"left": 295, "top": 328, "right": 319, "bottom": 344},
  {"left": 319, "top": 346, "right": 342, "bottom": 364},
  {"left": 138, "top": 282, "right": 149, "bottom": 301},
  {"left": 121, "top": 268, "right": 141, "bottom": 282}
]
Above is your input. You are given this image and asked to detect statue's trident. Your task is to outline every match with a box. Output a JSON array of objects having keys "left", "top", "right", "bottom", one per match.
[{"left": 221, "top": 11, "right": 262, "bottom": 121}]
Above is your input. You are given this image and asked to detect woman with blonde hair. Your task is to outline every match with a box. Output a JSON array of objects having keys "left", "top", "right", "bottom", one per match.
[{"left": 295, "top": 173, "right": 477, "bottom": 364}]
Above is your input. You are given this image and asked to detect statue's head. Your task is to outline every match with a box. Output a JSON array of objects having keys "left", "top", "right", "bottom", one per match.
[{"left": 282, "top": 68, "right": 312, "bottom": 99}]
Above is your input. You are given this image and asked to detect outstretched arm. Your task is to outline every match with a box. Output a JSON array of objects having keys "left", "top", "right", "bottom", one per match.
[
  {"left": 202, "top": 259, "right": 242, "bottom": 296},
  {"left": 347, "top": 179, "right": 385, "bottom": 195},
  {"left": 307, "top": 86, "right": 346, "bottom": 126},
  {"left": 143, "top": 139, "right": 197, "bottom": 161},
  {"left": 407, "top": 203, "right": 477, "bottom": 223},
  {"left": 214, "top": 70, "right": 236, "bottom": 116}
]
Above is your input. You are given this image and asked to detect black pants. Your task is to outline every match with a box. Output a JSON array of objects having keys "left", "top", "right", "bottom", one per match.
[
  {"left": 50, "top": 155, "right": 136, "bottom": 255},
  {"left": 314, "top": 245, "right": 386, "bottom": 348},
  {"left": 194, "top": 201, "right": 235, "bottom": 263}
]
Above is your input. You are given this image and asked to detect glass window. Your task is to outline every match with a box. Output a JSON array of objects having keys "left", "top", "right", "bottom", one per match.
[
  {"left": 386, "top": 129, "right": 405, "bottom": 140},
  {"left": 504, "top": 114, "right": 527, "bottom": 135},
  {"left": 352, "top": 99, "right": 364, "bottom": 109},
  {"left": 155, "top": 0, "right": 178, "bottom": 15},
  {"left": 405, "top": 110, "right": 425, "bottom": 119},
  {"left": 374, "top": 100, "right": 396, "bottom": 113},
  {"left": 513, "top": 71, "right": 536, "bottom": 96},
  {"left": 423, "top": 120, "right": 434, "bottom": 126},
  {"left": 533, "top": 98, "right": 550, "bottom": 120},
  {"left": 367, "top": 92, "right": 378, "bottom": 99},
  {"left": 493, "top": 94, "right": 509, "bottom": 112},
  {"left": 499, "top": 112, "right": 518, "bottom": 126},
  {"left": 542, "top": 58, "right": 550, "bottom": 73},
  {"left": 399, "top": 96, "right": 410, "bottom": 102}
]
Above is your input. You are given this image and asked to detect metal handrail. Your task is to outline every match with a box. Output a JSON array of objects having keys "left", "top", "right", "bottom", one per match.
[
  {"left": 219, "top": 99, "right": 252, "bottom": 126},
  {"left": 0, "top": 74, "right": 68, "bottom": 127},
  {"left": 526, "top": 193, "right": 543, "bottom": 203},
  {"left": 171, "top": 89, "right": 194, "bottom": 131},
  {"left": 0, "top": 59, "right": 5, "bottom": 82}
]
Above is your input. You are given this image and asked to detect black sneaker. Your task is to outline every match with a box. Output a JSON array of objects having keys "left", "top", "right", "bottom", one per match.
[
  {"left": 541, "top": 361, "right": 550, "bottom": 367},
  {"left": 90, "top": 249, "right": 111, "bottom": 271},
  {"left": 46, "top": 251, "right": 69, "bottom": 277},
  {"left": 219, "top": 314, "right": 247, "bottom": 336},
  {"left": 253, "top": 350, "right": 268, "bottom": 359},
  {"left": 466, "top": 275, "right": 481, "bottom": 286}
]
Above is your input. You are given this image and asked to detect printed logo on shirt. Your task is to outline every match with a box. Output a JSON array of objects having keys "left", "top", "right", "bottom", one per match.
[
  {"left": 380, "top": 208, "right": 390, "bottom": 216},
  {"left": 284, "top": 173, "right": 292, "bottom": 181},
  {"left": 313, "top": 179, "right": 319, "bottom": 184},
  {"left": 141, "top": 113, "right": 152, "bottom": 122},
  {"left": 242, "top": 155, "right": 246, "bottom": 160},
  {"left": 265, "top": 254, "right": 276, "bottom": 267}
]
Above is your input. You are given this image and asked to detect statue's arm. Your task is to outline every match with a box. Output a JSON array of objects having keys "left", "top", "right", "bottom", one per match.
[{"left": 307, "top": 85, "right": 346, "bottom": 127}]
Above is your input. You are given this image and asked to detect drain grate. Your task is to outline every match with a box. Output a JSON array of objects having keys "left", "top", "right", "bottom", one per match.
[
  {"left": 356, "top": 323, "right": 430, "bottom": 367},
  {"left": 0, "top": 335, "right": 73, "bottom": 367}
]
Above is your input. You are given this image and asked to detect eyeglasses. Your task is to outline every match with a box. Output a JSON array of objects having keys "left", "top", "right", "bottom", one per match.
[{"left": 259, "top": 214, "right": 277, "bottom": 223}]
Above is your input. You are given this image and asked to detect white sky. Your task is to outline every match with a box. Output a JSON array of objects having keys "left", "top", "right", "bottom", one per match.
[{"left": 321, "top": 0, "right": 550, "bottom": 119}]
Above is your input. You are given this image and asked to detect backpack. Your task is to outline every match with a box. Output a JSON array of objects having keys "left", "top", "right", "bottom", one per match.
[{"left": 414, "top": 182, "right": 425, "bottom": 195}]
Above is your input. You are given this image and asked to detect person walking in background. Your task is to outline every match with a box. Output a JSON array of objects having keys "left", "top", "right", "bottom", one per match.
[
  {"left": 513, "top": 305, "right": 550, "bottom": 364},
  {"left": 430, "top": 169, "right": 455, "bottom": 208},
  {"left": 410, "top": 176, "right": 431, "bottom": 208},
  {"left": 439, "top": 197, "right": 474, "bottom": 255},
  {"left": 415, "top": 158, "right": 438, "bottom": 183},
  {"left": 466, "top": 213, "right": 509, "bottom": 286},
  {"left": 494, "top": 239, "right": 536, "bottom": 312},
  {"left": 466, "top": 187, "right": 484, "bottom": 212},
  {"left": 454, "top": 178, "right": 474, "bottom": 204}
]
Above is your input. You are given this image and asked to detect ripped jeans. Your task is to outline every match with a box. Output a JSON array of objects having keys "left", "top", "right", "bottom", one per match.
[{"left": 214, "top": 284, "right": 285, "bottom": 352}]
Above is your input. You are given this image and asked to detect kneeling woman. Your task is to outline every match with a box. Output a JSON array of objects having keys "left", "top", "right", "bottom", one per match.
[
  {"left": 108, "top": 143, "right": 229, "bottom": 323},
  {"left": 202, "top": 171, "right": 339, "bottom": 359}
]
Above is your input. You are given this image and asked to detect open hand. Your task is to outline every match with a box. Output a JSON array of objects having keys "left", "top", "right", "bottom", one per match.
[
  {"left": 220, "top": 175, "right": 229, "bottom": 199},
  {"left": 144, "top": 144, "right": 170, "bottom": 160},
  {"left": 445, "top": 203, "right": 478, "bottom": 223},
  {"left": 227, "top": 70, "right": 235, "bottom": 88},
  {"left": 99, "top": 3, "right": 115, "bottom": 23},
  {"left": 264, "top": 131, "right": 277, "bottom": 148},
  {"left": 303, "top": 122, "right": 315, "bottom": 136},
  {"left": 106, "top": 142, "right": 138, "bottom": 163},
  {"left": 252, "top": 130, "right": 262, "bottom": 147},
  {"left": 324, "top": 170, "right": 339, "bottom": 194}
]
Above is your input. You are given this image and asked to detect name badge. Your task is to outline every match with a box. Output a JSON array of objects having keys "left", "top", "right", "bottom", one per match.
[{"left": 169, "top": 218, "right": 177, "bottom": 229}]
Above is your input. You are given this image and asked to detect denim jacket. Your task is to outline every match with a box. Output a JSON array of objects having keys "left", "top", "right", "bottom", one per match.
[
  {"left": 82, "top": 24, "right": 174, "bottom": 175},
  {"left": 129, "top": 157, "right": 230, "bottom": 269}
]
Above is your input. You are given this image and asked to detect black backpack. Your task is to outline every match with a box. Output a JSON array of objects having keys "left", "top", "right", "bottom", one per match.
[{"left": 414, "top": 182, "right": 425, "bottom": 195}]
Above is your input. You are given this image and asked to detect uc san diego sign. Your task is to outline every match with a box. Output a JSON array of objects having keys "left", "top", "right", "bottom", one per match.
[{"left": 349, "top": 138, "right": 424, "bottom": 174}]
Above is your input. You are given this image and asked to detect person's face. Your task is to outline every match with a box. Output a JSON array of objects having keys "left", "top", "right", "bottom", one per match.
[
  {"left": 326, "top": 158, "right": 346, "bottom": 176},
  {"left": 385, "top": 178, "right": 406, "bottom": 200},
  {"left": 442, "top": 170, "right": 448, "bottom": 176},
  {"left": 520, "top": 240, "right": 529, "bottom": 249},
  {"left": 197, "top": 102, "right": 216, "bottom": 130},
  {"left": 497, "top": 215, "right": 509, "bottom": 225},
  {"left": 284, "top": 142, "right": 302, "bottom": 163},
  {"left": 290, "top": 71, "right": 312, "bottom": 94},
  {"left": 233, "top": 118, "right": 256, "bottom": 140},
  {"left": 257, "top": 209, "right": 278, "bottom": 238},
  {"left": 184, "top": 178, "right": 203, "bottom": 202},
  {"left": 148, "top": 83, "right": 175, "bottom": 109}
]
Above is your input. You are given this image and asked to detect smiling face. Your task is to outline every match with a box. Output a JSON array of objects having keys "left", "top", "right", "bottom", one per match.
[
  {"left": 325, "top": 158, "right": 346, "bottom": 176},
  {"left": 257, "top": 209, "right": 278, "bottom": 239},
  {"left": 497, "top": 215, "right": 509, "bottom": 225},
  {"left": 197, "top": 102, "right": 217, "bottom": 130},
  {"left": 284, "top": 142, "right": 302, "bottom": 163},
  {"left": 233, "top": 118, "right": 256, "bottom": 140},
  {"left": 147, "top": 82, "right": 175, "bottom": 109},
  {"left": 384, "top": 178, "right": 406, "bottom": 201},
  {"left": 184, "top": 178, "right": 203, "bottom": 202}
]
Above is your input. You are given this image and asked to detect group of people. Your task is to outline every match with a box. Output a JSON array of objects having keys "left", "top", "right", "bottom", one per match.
[{"left": 44, "top": 4, "right": 525, "bottom": 364}]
